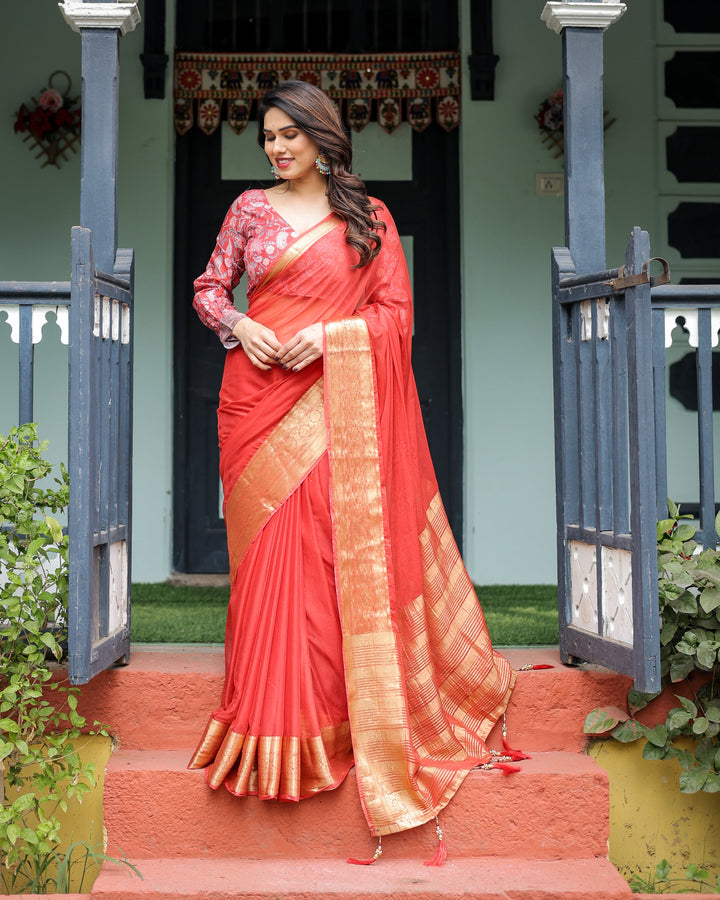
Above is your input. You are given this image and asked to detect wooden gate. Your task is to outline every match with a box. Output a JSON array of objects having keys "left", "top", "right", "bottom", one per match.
[
  {"left": 68, "top": 228, "right": 135, "bottom": 685},
  {"left": 552, "top": 227, "right": 664, "bottom": 694}
]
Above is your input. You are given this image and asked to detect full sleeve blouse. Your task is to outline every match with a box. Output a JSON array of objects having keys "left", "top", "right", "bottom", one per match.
[{"left": 193, "top": 189, "right": 297, "bottom": 348}]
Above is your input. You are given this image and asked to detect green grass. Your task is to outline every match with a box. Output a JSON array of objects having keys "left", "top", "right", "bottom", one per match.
[
  {"left": 130, "top": 582, "right": 559, "bottom": 646},
  {"left": 474, "top": 584, "right": 559, "bottom": 646},
  {"left": 130, "top": 583, "right": 230, "bottom": 643}
]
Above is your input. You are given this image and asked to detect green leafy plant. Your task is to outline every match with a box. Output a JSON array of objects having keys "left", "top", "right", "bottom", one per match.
[
  {"left": 0, "top": 423, "right": 141, "bottom": 893},
  {"left": 584, "top": 501, "right": 720, "bottom": 794},
  {"left": 4, "top": 837, "right": 142, "bottom": 895},
  {"left": 629, "top": 858, "right": 720, "bottom": 894}
]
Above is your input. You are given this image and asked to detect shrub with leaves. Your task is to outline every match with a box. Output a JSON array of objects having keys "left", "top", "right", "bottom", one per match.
[
  {"left": 629, "top": 858, "right": 720, "bottom": 894},
  {"left": 0, "top": 424, "right": 92, "bottom": 892},
  {"left": 584, "top": 501, "right": 720, "bottom": 794}
]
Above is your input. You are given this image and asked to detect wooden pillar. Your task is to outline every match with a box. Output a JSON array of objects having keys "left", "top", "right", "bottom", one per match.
[
  {"left": 59, "top": 1, "right": 141, "bottom": 274},
  {"left": 542, "top": 1, "right": 627, "bottom": 275}
]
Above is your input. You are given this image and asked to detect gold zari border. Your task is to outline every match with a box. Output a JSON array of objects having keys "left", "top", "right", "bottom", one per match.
[
  {"left": 325, "top": 318, "right": 515, "bottom": 836},
  {"left": 224, "top": 378, "right": 326, "bottom": 583},
  {"left": 188, "top": 715, "right": 352, "bottom": 800},
  {"left": 325, "top": 318, "right": 424, "bottom": 835},
  {"left": 253, "top": 214, "right": 340, "bottom": 295},
  {"left": 187, "top": 717, "right": 229, "bottom": 769}
]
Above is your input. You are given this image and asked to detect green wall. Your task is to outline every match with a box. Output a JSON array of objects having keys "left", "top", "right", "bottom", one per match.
[
  {"left": 1, "top": 1, "right": 665, "bottom": 585},
  {"left": 0, "top": 0, "right": 175, "bottom": 582},
  {"left": 459, "top": 0, "right": 656, "bottom": 583}
]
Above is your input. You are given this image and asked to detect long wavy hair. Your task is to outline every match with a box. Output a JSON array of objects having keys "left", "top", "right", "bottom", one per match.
[{"left": 257, "top": 80, "right": 385, "bottom": 267}]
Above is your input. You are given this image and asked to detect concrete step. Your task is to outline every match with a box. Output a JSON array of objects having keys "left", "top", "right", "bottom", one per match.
[
  {"left": 91, "top": 856, "right": 633, "bottom": 900},
  {"left": 77, "top": 646, "right": 632, "bottom": 754},
  {"left": 103, "top": 750, "right": 609, "bottom": 861}
]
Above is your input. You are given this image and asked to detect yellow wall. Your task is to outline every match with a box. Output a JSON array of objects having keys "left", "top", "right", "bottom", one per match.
[
  {"left": 590, "top": 740, "right": 720, "bottom": 889},
  {"left": 2, "top": 734, "right": 112, "bottom": 895}
]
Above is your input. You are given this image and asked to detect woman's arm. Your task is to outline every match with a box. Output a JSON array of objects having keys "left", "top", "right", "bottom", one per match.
[{"left": 193, "top": 196, "right": 251, "bottom": 348}]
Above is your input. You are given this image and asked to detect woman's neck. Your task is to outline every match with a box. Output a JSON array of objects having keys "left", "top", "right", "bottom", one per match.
[{"left": 277, "top": 169, "right": 327, "bottom": 195}]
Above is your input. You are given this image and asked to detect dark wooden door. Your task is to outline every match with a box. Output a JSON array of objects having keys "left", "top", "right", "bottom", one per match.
[{"left": 173, "top": 0, "right": 462, "bottom": 573}]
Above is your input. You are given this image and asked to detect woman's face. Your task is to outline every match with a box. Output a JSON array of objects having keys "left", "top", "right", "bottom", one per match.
[{"left": 262, "top": 107, "right": 321, "bottom": 182}]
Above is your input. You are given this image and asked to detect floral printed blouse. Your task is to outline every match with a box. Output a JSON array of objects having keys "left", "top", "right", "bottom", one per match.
[{"left": 193, "top": 189, "right": 301, "bottom": 348}]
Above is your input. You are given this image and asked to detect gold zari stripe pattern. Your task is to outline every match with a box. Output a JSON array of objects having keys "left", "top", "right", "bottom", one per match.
[
  {"left": 224, "top": 379, "right": 327, "bottom": 583},
  {"left": 189, "top": 716, "right": 352, "bottom": 799},
  {"left": 404, "top": 493, "right": 515, "bottom": 757},
  {"left": 325, "top": 318, "right": 423, "bottom": 834},
  {"left": 325, "top": 318, "right": 515, "bottom": 836}
]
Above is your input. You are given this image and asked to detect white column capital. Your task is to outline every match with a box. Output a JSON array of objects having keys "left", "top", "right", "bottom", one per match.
[
  {"left": 59, "top": 1, "right": 141, "bottom": 35},
  {"left": 541, "top": 2, "right": 627, "bottom": 34}
]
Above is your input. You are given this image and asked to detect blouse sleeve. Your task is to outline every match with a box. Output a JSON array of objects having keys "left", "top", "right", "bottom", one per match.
[{"left": 193, "top": 195, "right": 249, "bottom": 348}]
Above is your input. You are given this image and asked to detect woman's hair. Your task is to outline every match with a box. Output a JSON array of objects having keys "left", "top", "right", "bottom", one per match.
[{"left": 257, "top": 80, "right": 385, "bottom": 267}]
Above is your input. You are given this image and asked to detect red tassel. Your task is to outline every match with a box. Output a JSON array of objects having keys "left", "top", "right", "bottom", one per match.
[
  {"left": 347, "top": 837, "right": 382, "bottom": 865},
  {"left": 493, "top": 762, "right": 521, "bottom": 774},
  {"left": 502, "top": 735, "right": 532, "bottom": 762},
  {"left": 533, "top": 663, "right": 554, "bottom": 669},
  {"left": 423, "top": 839, "right": 447, "bottom": 867},
  {"left": 423, "top": 816, "right": 447, "bottom": 867}
]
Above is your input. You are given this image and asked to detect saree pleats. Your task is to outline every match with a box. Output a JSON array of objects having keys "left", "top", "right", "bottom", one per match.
[{"left": 189, "top": 455, "right": 353, "bottom": 800}]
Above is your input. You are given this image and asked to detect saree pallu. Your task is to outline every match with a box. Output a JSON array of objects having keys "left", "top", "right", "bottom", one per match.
[{"left": 189, "top": 207, "right": 516, "bottom": 836}]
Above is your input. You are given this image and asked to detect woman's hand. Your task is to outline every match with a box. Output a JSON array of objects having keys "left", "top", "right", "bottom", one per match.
[
  {"left": 233, "top": 317, "right": 282, "bottom": 371},
  {"left": 276, "top": 323, "right": 324, "bottom": 372}
]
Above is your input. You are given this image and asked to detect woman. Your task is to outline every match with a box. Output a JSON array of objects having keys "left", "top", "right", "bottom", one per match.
[{"left": 188, "top": 80, "right": 516, "bottom": 849}]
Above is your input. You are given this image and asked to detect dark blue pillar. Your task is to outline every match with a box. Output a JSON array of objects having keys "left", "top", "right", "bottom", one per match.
[
  {"left": 542, "top": 2, "right": 627, "bottom": 275},
  {"left": 60, "top": 1, "right": 141, "bottom": 274},
  {"left": 563, "top": 28, "right": 606, "bottom": 274},
  {"left": 80, "top": 28, "right": 120, "bottom": 274}
]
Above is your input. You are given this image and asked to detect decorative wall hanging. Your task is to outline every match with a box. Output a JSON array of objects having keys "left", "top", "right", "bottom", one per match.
[
  {"left": 13, "top": 71, "right": 81, "bottom": 169},
  {"left": 535, "top": 88, "right": 564, "bottom": 158},
  {"left": 535, "top": 87, "right": 615, "bottom": 159},
  {"left": 174, "top": 51, "right": 461, "bottom": 135}
]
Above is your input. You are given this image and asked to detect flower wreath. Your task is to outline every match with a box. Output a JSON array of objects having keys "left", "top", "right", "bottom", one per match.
[
  {"left": 14, "top": 71, "right": 81, "bottom": 169},
  {"left": 534, "top": 87, "right": 614, "bottom": 160},
  {"left": 535, "top": 88, "right": 564, "bottom": 159}
]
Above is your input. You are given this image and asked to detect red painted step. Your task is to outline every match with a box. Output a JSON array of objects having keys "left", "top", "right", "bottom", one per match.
[
  {"left": 77, "top": 646, "right": 632, "bottom": 754},
  {"left": 91, "top": 856, "right": 633, "bottom": 900},
  {"left": 70, "top": 644, "right": 647, "bottom": 900},
  {"left": 103, "top": 750, "right": 609, "bottom": 861}
]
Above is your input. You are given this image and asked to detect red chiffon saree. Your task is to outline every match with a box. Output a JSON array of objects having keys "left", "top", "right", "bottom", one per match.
[{"left": 189, "top": 201, "right": 515, "bottom": 837}]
